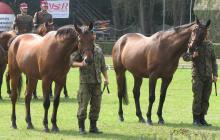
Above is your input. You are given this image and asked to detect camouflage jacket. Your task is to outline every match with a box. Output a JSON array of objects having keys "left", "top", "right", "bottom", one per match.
[
  {"left": 183, "top": 41, "right": 218, "bottom": 77},
  {"left": 71, "top": 44, "right": 107, "bottom": 84},
  {"left": 33, "top": 10, "right": 53, "bottom": 26},
  {"left": 13, "top": 14, "right": 33, "bottom": 34}
]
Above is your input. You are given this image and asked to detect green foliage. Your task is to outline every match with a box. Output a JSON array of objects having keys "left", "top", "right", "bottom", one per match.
[{"left": 0, "top": 57, "right": 220, "bottom": 139}]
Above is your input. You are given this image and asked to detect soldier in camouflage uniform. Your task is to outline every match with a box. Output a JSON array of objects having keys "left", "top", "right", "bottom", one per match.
[
  {"left": 71, "top": 32, "right": 109, "bottom": 134},
  {"left": 33, "top": 1, "right": 53, "bottom": 29},
  {"left": 13, "top": 3, "right": 33, "bottom": 35},
  {"left": 183, "top": 32, "right": 218, "bottom": 126}
]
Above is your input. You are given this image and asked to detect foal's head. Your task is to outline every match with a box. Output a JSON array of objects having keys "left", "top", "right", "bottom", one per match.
[
  {"left": 74, "top": 23, "right": 95, "bottom": 65},
  {"left": 37, "top": 22, "right": 54, "bottom": 36},
  {"left": 188, "top": 17, "right": 211, "bottom": 52}
]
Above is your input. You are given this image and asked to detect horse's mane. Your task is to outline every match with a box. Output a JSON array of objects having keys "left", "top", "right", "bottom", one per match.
[
  {"left": 55, "top": 25, "right": 78, "bottom": 42},
  {"left": 168, "top": 22, "right": 196, "bottom": 32}
]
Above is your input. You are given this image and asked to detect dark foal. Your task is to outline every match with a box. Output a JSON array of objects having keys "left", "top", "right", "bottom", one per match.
[
  {"left": 0, "top": 31, "right": 17, "bottom": 99},
  {"left": 112, "top": 17, "right": 211, "bottom": 125}
]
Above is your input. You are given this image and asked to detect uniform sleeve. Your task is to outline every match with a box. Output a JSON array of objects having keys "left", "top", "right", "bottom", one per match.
[
  {"left": 49, "top": 14, "right": 53, "bottom": 23},
  {"left": 211, "top": 44, "right": 218, "bottom": 77},
  {"left": 70, "top": 51, "right": 82, "bottom": 62},
  {"left": 182, "top": 52, "right": 193, "bottom": 62},
  {"left": 100, "top": 51, "right": 107, "bottom": 73}
]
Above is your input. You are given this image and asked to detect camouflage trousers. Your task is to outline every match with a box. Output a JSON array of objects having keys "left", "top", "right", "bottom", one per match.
[
  {"left": 77, "top": 83, "right": 102, "bottom": 121},
  {"left": 192, "top": 76, "right": 212, "bottom": 115}
]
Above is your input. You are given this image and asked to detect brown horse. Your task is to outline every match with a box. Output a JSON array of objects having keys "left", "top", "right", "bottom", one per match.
[
  {"left": 8, "top": 23, "right": 94, "bottom": 132},
  {"left": 112, "top": 18, "right": 211, "bottom": 125},
  {"left": 0, "top": 31, "right": 17, "bottom": 99}
]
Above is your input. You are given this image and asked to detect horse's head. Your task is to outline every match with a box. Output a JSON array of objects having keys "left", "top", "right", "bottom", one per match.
[
  {"left": 74, "top": 23, "right": 95, "bottom": 65},
  {"left": 188, "top": 17, "right": 211, "bottom": 52},
  {"left": 37, "top": 22, "right": 54, "bottom": 36}
]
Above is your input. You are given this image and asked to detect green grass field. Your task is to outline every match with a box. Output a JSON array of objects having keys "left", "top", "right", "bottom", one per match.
[{"left": 0, "top": 57, "right": 220, "bottom": 140}]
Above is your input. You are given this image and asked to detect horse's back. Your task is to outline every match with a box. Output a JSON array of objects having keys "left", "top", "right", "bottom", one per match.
[
  {"left": 8, "top": 34, "right": 43, "bottom": 78},
  {"left": 113, "top": 33, "right": 155, "bottom": 76}
]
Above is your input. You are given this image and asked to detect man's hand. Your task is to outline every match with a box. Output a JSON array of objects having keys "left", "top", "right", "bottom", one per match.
[
  {"left": 192, "top": 51, "right": 199, "bottom": 58},
  {"left": 213, "top": 76, "right": 218, "bottom": 82}
]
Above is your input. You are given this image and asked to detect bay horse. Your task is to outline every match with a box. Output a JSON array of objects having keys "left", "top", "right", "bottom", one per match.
[
  {"left": 0, "top": 31, "right": 17, "bottom": 99},
  {"left": 112, "top": 18, "right": 211, "bottom": 125},
  {"left": 8, "top": 23, "right": 94, "bottom": 132}
]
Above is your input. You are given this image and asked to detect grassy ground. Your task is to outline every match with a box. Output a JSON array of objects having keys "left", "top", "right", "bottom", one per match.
[{"left": 0, "top": 57, "right": 220, "bottom": 140}]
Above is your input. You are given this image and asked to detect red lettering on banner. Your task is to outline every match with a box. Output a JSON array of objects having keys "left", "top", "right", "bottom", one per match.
[{"left": 48, "top": 3, "right": 68, "bottom": 10}]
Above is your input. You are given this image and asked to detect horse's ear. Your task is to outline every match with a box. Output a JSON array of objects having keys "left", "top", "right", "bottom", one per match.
[
  {"left": 195, "top": 16, "right": 201, "bottom": 25},
  {"left": 206, "top": 19, "right": 211, "bottom": 28},
  {"left": 89, "top": 22, "right": 93, "bottom": 31},
  {"left": 74, "top": 24, "right": 82, "bottom": 34}
]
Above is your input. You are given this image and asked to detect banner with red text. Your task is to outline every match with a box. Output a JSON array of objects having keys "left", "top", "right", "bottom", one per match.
[{"left": 47, "top": 0, "right": 69, "bottom": 18}]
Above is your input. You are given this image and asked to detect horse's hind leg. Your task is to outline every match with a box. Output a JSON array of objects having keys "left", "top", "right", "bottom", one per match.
[
  {"left": 42, "top": 79, "right": 52, "bottom": 132},
  {"left": 25, "top": 78, "right": 37, "bottom": 129},
  {"left": 157, "top": 77, "right": 172, "bottom": 125},
  {"left": 10, "top": 74, "right": 20, "bottom": 129},
  {"left": 51, "top": 81, "right": 63, "bottom": 132},
  {"left": 133, "top": 76, "right": 145, "bottom": 123},
  {"left": 146, "top": 76, "right": 157, "bottom": 125},
  {"left": 116, "top": 70, "right": 127, "bottom": 122}
]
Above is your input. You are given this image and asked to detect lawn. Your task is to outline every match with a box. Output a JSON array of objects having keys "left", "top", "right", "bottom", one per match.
[{"left": 0, "top": 57, "right": 220, "bottom": 140}]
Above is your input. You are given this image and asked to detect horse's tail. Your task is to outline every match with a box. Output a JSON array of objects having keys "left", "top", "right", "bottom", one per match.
[
  {"left": 122, "top": 76, "right": 129, "bottom": 105},
  {"left": 112, "top": 35, "right": 129, "bottom": 105},
  {"left": 18, "top": 75, "right": 22, "bottom": 97}
]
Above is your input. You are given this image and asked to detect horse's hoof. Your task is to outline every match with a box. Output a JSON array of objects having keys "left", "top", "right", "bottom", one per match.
[
  {"left": 158, "top": 119, "right": 165, "bottom": 125},
  {"left": 138, "top": 118, "right": 146, "bottom": 123},
  {"left": 11, "top": 123, "right": 17, "bottom": 129},
  {"left": 119, "top": 116, "right": 124, "bottom": 122},
  {"left": 146, "top": 120, "right": 153, "bottom": 126},
  {"left": 51, "top": 125, "right": 59, "bottom": 132},
  {"left": 27, "top": 123, "right": 34, "bottom": 129},
  {"left": 64, "top": 95, "right": 69, "bottom": 99},
  {"left": 43, "top": 127, "right": 50, "bottom": 133}
]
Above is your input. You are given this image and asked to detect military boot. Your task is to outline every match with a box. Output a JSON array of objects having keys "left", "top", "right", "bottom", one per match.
[
  {"left": 200, "top": 114, "right": 212, "bottom": 126},
  {"left": 89, "top": 120, "right": 102, "bottom": 134},
  {"left": 193, "top": 114, "right": 202, "bottom": 126},
  {"left": 78, "top": 119, "right": 86, "bottom": 134}
]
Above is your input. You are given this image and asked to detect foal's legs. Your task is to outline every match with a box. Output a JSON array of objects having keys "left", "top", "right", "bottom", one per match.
[
  {"left": 116, "top": 70, "right": 126, "bottom": 122},
  {"left": 51, "top": 81, "right": 63, "bottom": 132},
  {"left": 6, "top": 71, "right": 11, "bottom": 95},
  {"left": 42, "top": 79, "right": 52, "bottom": 132},
  {"left": 10, "top": 74, "right": 20, "bottom": 129},
  {"left": 157, "top": 77, "right": 172, "bottom": 124},
  {"left": 133, "top": 76, "right": 145, "bottom": 123},
  {"left": 25, "top": 78, "right": 37, "bottom": 129},
  {"left": 63, "top": 84, "right": 68, "bottom": 98},
  {"left": 146, "top": 76, "right": 157, "bottom": 125},
  {"left": 0, "top": 64, "right": 6, "bottom": 99}
]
